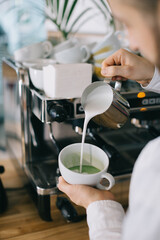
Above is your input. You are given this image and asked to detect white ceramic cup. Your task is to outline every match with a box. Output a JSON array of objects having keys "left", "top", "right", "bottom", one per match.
[
  {"left": 14, "top": 41, "right": 53, "bottom": 62},
  {"left": 29, "top": 66, "right": 44, "bottom": 90},
  {"left": 91, "top": 31, "right": 121, "bottom": 59},
  {"left": 52, "top": 38, "right": 78, "bottom": 56},
  {"left": 93, "top": 50, "right": 115, "bottom": 61},
  {"left": 58, "top": 143, "right": 115, "bottom": 190},
  {"left": 28, "top": 59, "right": 57, "bottom": 91},
  {"left": 54, "top": 44, "right": 90, "bottom": 64},
  {"left": 23, "top": 58, "right": 57, "bottom": 68}
]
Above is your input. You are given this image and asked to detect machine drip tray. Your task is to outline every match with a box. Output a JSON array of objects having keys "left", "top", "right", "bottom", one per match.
[
  {"left": 99, "top": 122, "right": 160, "bottom": 178},
  {"left": 25, "top": 159, "right": 58, "bottom": 195}
]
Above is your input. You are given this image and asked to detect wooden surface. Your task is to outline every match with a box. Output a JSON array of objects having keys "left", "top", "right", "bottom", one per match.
[
  {"left": 0, "top": 189, "right": 88, "bottom": 240},
  {"left": 0, "top": 152, "right": 130, "bottom": 240}
]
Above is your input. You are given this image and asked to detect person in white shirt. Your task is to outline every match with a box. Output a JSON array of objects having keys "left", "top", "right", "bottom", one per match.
[{"left": 57, "top": 0, "right": 160, "bottom": 239}]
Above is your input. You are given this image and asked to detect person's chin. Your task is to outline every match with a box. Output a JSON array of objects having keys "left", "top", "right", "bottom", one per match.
[{"left": 141, "top": 49, "right": 157, "bottom": 66}]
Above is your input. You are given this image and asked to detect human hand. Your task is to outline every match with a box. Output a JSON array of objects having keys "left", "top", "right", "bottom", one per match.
[
  {"left": 57, "top": 176, "right": 115, "bottom": 209},
  {"left": 101, "top": 49, "right": 155, "bottom": 85}
]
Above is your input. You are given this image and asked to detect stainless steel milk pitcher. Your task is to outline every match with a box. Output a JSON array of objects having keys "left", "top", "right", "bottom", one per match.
[{"left": 81, "top": 81, "right": 130, "bottom": 129}]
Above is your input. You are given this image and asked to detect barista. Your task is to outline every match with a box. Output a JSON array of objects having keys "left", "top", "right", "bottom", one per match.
[{"left": 58, "top": 0, "right": 160, "bottom": 239}]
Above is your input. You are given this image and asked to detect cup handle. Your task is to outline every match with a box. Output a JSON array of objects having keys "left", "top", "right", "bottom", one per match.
[
  {"left": 115, "top": 30, "right": 123, "bottom": 38},
  {"left": 96, "top": 172, "right": 115, "bottom": 190},
  {"left": 80, "top": 45, "right": 90, "bottom": 62},
  {"left": 115, "top": 30, "right": 129, "bottom": 48},
  {"left": 42, "top": 41, "right": 53, "bottom": 58}
]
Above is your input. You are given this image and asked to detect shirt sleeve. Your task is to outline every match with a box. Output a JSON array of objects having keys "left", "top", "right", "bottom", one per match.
[
  {"left": 141, "top": 67, "right": 160, "bottom": 93},
  {"left": 86, "top": 137, "right": 160, "bottom": 240},
  {"left": 87, "top": 200, "right": 125, "bottom": 240},
  {"left": 122, "top": 137, "right": 160, "bottom": 240}
]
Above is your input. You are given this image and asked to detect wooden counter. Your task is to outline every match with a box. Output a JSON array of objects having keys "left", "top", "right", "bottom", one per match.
[
  {"left": 0, "top": 189, "right": 88, "bottom": 240},
  {"left": 0, "top": 152, "right": 130, "bottom": 240}
]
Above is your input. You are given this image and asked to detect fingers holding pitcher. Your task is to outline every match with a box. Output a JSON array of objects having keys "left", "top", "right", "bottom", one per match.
[{"left": 101, "top": 48, "right": 155, "bottom": 83}]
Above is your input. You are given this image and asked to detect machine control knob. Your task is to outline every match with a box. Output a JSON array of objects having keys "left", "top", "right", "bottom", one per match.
[{"left": 48, "top": 104, "right": 67, "bottom": 122}]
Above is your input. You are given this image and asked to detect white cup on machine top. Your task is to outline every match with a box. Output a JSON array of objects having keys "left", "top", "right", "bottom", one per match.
[
  {"left": 23, "top": 58, "right": 57, "bottom": 68},
  {"left": 28, "top": 59, "right": 57, "bottom": 91},
  {"left": 92, "top": 31, "right": 122, "bottom": 65},
  {"left": 54, "top": 43, "right": 91, "bottom": 64},
  {"left": 51, "top": 38, "right": 78, "bottom": 56},
  {"left": 29, "top": 67, "right": 44, "bottom": 91},
  {"left": 14, "top": 41, "right": 53, "bottom": 62}
]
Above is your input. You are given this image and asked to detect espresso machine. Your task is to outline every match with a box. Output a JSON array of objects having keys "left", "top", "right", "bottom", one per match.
[{"left": 2, "top": 58, "right": 160, "bottom": 221}]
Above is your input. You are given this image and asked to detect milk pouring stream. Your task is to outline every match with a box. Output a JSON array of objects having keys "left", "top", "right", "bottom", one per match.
[{"left": 80, "top": 84, "right": 113, "bottom": 173}]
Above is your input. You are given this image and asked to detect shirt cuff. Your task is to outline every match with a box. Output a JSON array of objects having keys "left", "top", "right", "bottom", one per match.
[
  {"left": 87, "top": 200, "right": 125, "bottom": 232},
  {"left": 141, "top": 67, "right": 160, "bottom": 93}
]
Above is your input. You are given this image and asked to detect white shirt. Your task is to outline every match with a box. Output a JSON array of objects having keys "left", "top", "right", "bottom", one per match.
[
  {"left": 142, "top": 67, "right": 160, "bottom": 93},
  {"left": 87, "top": 68, "right": 160, "bottom": 240}
]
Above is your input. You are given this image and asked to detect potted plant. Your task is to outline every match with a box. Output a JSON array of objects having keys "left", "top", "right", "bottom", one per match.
[{"left": 45, "top": 0, "right": 114, "bottom": 40}]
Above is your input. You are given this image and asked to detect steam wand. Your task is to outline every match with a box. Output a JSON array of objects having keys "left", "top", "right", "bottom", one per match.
[
  {"left": 131, "top": 118, "right": 160, "bottom": 138},
  {"left": 49, "top": 123, "right": 60, "bottom": 155}
]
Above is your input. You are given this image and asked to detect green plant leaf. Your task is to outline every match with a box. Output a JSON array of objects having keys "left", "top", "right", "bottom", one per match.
[
  {"left": 92, "top": 0, "right": 107, "bottom": 19},
  {"left": 45, "top": 0, "right": 49, "bottom": 6},
  {"left": 61, "top": 0, "right": 69, "bottom": 22},
  {"left": 65, "top": 0, "right": 78, "bottom": 27},
  {"left": 50, "top": 0, "right": 54, "bottom": 13},
  {"left": 47, "top": 0, "right": 54, "bottom": 14},
  {"left": 67, "top": 7, "right": 92, "bottom": 34},
  {"left": 99, "top": 0, "right": 110, "bottom": 12},
  {"left": 57, "top": 0, "right": 59, "bottom": 13},
  {"left": 45, "top": 14, "right": 58, "bottom": 26},
  {"left": 68, "top": 12, "right": 99, "bottom": 37}
]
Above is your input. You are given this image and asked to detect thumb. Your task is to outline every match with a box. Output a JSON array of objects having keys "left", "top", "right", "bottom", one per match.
[
  {"left": 101, "top": 65, "right": 132, "bottom": 79},
  {"left": 57, "top": 176, "right": 71, "bottom": 195}
]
